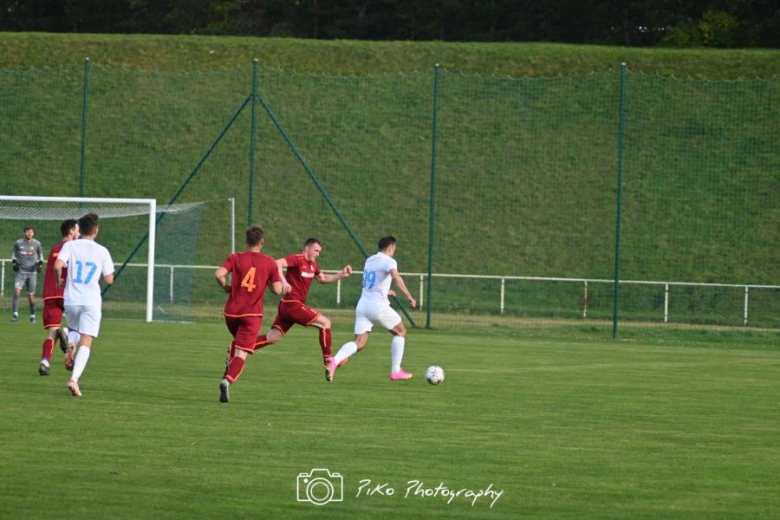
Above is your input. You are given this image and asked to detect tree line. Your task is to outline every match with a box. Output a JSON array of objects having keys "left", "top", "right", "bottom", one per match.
[{"left": 2, "top": 0, "right": 778, "bottom": 48}]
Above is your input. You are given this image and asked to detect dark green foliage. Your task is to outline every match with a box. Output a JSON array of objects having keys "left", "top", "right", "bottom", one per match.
[{"left": 2, "top": 0, "right": 778, "bottom": 47}]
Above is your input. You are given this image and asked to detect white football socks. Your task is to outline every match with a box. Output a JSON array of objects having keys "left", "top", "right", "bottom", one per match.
[
  {"left": 71, "top": 346, "right": 91, "bottom": 382},
  {"left": 390, "top": 336, "right": 405, "bottom": 372},
  {"left": 68, "top": 330, "right": 81, "bottom": 347},
  {"left": 333, "top": 341, "right": 358, "bottom": 365}
]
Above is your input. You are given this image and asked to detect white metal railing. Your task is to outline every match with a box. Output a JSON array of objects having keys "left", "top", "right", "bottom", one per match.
[{"left": 3, "top": 259, "right": 778, "bottom": 326}]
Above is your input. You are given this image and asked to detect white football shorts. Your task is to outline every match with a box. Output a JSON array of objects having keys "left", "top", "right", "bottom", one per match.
[
  {"left": 354, "top": 299, "right": 402, "bottom": 334},
  {"left": 64, "top": 304, "right": 103, "bottom": 338}
]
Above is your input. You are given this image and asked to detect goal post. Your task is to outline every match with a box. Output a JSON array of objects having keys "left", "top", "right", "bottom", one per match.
[{"left": 0, "top": 195, "right": 157, "bottom": 322}]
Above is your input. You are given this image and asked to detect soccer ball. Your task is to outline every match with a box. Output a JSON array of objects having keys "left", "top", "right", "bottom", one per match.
[{"left": 425, "top": 365, "right": 445, "bottom": 385}]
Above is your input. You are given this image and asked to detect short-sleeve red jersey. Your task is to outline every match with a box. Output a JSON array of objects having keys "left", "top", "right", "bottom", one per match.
[
  {"left": 221, "top": 251, "right": 281, "bottom": 317},
  {"left": 43, "top": 241, "right": 67, "bottom": 300},
  {"left": 284, "top": 253, "right": 321, "bottom": 302}
]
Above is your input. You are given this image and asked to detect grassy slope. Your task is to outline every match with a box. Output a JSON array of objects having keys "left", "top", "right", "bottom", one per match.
[
  {"left": 1, "top": 33, "right": 778, "bottom": 326},
  {"left": 1, "top": 32, "right": 779, "bottom": 78}
]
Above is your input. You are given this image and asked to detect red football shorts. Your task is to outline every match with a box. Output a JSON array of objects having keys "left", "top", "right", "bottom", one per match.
[
  {"left": 271, "top": 299, "right": 320, "bottom": 335},
  {"left": 224, "top": 315, "right": 263, "bottom": 353},
  {"left": 43, "top": 298, "right": 64, "bottom": 329}
]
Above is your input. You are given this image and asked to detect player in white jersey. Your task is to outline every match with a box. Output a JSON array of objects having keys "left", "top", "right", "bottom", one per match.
[
  {"left": 327, "top": 236, "right": 416, "bottom": 382},
  {"left": 54, "top": 213, "right": 115, "bottom": 397}
]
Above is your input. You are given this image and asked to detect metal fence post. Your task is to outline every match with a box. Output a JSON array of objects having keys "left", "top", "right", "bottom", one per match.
[
  {"left": 79, "top": 57, "right": 91, "bottom": 197},
  {"left": 612, "top": 63, "right": 628, "bottom": 339},
  {"left": 426, "top": 63, "right": 440, "bottom": 329},
  {"left": 500, "top": 277, "right": 506, "bottom": 314},
  {"left": 229, "top": 197, "right": 236, "bottom": 253},
  {"left": 583, "top": 280, "right": 588, "bottom": 318},
  {"left": 248, "top": 59, "right": 258, "bottom": 225},
  {"left": 664, "top": 283, "right": 669, "bottom": 323}
]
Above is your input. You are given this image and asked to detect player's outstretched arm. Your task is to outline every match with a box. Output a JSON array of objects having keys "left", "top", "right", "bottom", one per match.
[
  {"left": 317, "top": 264, "right": 353, "bottom": 284},
  {"left": 269, "top": 280, "right": 283, "bottom": 295},
  {"left": 215, "top": 266, "right": 231, "bottom": 293},
  {"left": 390, "top": 268, "right": 416, "bottom": 308}
]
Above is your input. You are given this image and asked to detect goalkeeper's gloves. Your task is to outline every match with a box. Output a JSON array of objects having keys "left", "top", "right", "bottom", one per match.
[
  {"left": 37, "top": 260, "right": 44, "bottom": 273},
  {"left": 12, "top": 260, "right": 19, "bottom": 272}
]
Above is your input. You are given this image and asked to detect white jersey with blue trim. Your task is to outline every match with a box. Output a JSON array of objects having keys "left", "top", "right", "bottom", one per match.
[
  {"left": 359, "top": 252, "right": 397, "bottom": 306},
  {"left": 58, "top": 238, "right": 115, "bottom": 306}
]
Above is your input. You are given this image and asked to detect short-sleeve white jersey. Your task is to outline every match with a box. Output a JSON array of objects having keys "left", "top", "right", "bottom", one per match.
[
  {"left": 359, "top": 252, "right": 397, "bottom": 306},
  {"left": 58, "top": 239, "right": 115, "bottom": 306}
]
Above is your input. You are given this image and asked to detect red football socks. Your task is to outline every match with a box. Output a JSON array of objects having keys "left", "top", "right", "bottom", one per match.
[
  {"left": 319, "top": 328, "right": 332, "bottom": 360},
  {"left": 42, "top": 338, "right": 55, "bottom": 361},
  {"left": 224, "top": 356, "right": 246, "bottom": 384}
]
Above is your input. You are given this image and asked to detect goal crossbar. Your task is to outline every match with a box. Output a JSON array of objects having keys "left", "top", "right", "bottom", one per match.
[{"left": 0, "top": 195, "right": 157, "bottom": 322}]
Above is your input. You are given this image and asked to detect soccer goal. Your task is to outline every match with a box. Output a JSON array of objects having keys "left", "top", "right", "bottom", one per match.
[
  {"left": 1, "top": 196, "right": 158, "bottom": 321},
  {"left": 1, "top": 195, "right": 241, "bottom": 324}
]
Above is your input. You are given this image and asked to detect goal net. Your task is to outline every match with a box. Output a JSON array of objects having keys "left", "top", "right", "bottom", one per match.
[{"left": 0, "top": 196, "right": 232, "bottom": 322}]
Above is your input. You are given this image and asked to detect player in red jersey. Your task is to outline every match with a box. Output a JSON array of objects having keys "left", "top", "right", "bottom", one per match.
[
  {"left": 254, "top": 238, "right": 352, "bottom": 381},
  {"left": 37, "top": 219, "right": 79, "bottom": 376},
  {"left": 215, "top": 225, "right": 283, "bottom": 403}
]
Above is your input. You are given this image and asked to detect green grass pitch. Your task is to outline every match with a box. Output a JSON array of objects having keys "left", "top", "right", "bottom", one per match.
[{"left": 1, "top": 319, "right": 779, "bottom": 518}]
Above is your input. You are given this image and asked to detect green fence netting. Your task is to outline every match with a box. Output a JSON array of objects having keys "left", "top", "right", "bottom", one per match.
[{"left": 1, "top": 62, "right": 778, "bottom": 329}]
